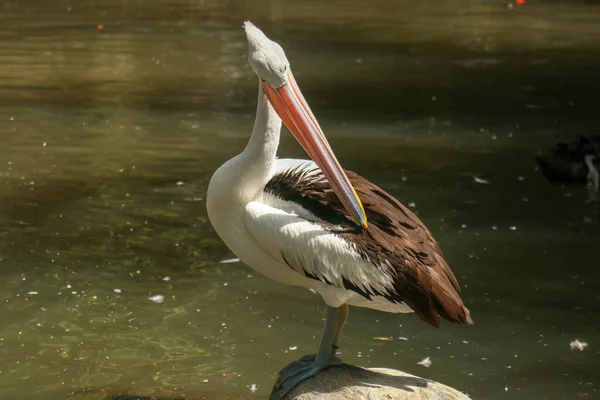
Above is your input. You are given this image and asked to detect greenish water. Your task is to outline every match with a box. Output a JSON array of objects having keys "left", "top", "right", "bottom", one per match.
[{"left": 0, "top": 1, "right": 598, "bottom": 399}]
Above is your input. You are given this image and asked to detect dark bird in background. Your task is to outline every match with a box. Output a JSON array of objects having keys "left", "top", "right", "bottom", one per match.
[{"left": 536, "top": 135, "right": 599, "bottom": 201}]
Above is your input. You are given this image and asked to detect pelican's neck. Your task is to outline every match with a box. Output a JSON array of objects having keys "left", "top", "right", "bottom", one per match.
[
  {"left": 207, "top": 80, "right": 282, "bottom": 208},
  {"left": 241, "top": 80, "right": 282, "bottom": 173}
]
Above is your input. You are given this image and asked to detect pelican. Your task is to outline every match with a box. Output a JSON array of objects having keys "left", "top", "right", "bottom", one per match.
[{"left": 207, "top": 22, "right": 473, "bottom": 398}]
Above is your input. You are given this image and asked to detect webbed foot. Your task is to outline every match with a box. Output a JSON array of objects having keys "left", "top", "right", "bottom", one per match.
[
  {"left": 269, "top": 354, "right": 342, "bottom": 399},
  {"left": 277, "top": 352, "right": 343, "bottom": 378}
]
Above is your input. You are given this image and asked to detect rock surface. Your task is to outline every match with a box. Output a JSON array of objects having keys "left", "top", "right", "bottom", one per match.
[{"left": 281, "top": 364, "right": 469, "bottom": 400}]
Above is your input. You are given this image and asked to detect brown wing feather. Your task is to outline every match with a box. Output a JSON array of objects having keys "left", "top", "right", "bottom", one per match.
[{"left": 265, "top": 164, "right": 473, "bottom": 327}]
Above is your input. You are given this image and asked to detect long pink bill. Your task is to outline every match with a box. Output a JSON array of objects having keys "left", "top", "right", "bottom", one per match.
[{"left": 263, "top": 71, "right": 368, "bottom": 229}]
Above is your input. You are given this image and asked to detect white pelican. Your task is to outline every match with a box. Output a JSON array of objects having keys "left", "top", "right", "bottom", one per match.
[{"left": 207, "top": 22, "right": 473, "bottom": 399}]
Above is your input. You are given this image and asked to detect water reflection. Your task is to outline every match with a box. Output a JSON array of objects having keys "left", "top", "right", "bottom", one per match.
[{"left": 0, "top": 1, "right": 598, "bottom": 399}]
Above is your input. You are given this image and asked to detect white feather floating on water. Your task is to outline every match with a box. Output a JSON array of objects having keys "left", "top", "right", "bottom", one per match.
[
  {"left": 417, "top": 357, "right": 432, "bottom": 367},
  {"left": 148, "top": 295, "right": 165, "bottom": 304},
  {"left": 220, "top": 257, "right": 241, "bottom": 264},
  {"left": 570, "top": 339, "right": 588, "bottom": 351},
  {"left": 473, "top": 176, "right": 491, "bottom": 184}
]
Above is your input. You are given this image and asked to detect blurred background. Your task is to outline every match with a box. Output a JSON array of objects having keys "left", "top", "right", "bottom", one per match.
[{"left": 0, "top": 0, "right": 598, "bottom": 399}]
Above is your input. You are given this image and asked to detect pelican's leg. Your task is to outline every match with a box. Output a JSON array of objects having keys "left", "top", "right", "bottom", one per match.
[{"left": 270, "top": 304, "right": 348, "bottom": 399}]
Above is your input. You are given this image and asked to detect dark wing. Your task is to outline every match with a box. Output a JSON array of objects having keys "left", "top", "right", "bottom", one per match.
[{"left": 265, "top": 163, "right": 473, "bottom": 327}]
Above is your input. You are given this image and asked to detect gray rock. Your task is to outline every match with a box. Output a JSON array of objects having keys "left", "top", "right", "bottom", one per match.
[{"left": 283, "top": 364, "right": 470, "bottom": 400}]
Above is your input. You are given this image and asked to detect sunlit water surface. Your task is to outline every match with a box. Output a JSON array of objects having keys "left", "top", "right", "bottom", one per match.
[{"left": 0, "top": 1, "right": 599, "bottom": 399}]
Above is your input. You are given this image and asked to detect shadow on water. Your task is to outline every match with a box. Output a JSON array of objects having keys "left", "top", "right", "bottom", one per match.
[{"left": 0, "top": 1, "right": 599, "bottom": 399}]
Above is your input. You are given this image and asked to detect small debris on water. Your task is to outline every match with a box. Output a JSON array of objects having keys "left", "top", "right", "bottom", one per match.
[
  {"left": 374, "top": 337, "right": 393, "bottom": 341},
  {"left": 408, "top": 202, "right": 416, "bottom": 208},
  {"left": 250, "top": 383, "right": 258, "bottom": 392},
  {"left": 417, "top": 357, "right": 432, "bottom": 367},
  {"left": 473, "top": 176, "right": 490, "bottom": 184},
  {"left": 148, "top": 295, "right": 164, "bottom": 304},
  {"left": 113, "top": 288, "right": 121, "bottom": 294},
  {"left": 570, "top": 339, "right": 588, "bottom": 351},
  {"left": 176, "top": 181, "right": 185, "bottom": 186},
  {"left": 289, "top": 345, "right": 297, "bottom": 351},
  {"left": 509, "top": 226, "right": 517, "bottom": 231},
  {"left": 398, "top": 336, "right": 409, "bottom": 341},
  {"left": 162, "top": 276, "right": 171, "bottom": 281},
  {"left": 220, "top": 257, "right": 240, "bottom": 264}
]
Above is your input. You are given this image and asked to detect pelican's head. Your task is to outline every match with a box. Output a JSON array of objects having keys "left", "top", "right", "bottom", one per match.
[
  {"left": 243, "top": 21, "right": 367, "bottom": 229},
  {"left": 244, "top": 21, "right": 289, "bottom": 89}
]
